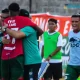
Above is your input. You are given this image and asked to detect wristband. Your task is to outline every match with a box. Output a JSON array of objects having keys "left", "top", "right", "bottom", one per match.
[{"left": 49, "top": 55, "right": 52, "bottom": 57}]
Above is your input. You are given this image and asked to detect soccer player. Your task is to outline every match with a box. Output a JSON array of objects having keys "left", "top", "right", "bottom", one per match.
[
  {"left": 2, "top": 9, "right": 42, "bottom": 80},
  {"left": 65, "top": 14, "right": 80, "bottom": 80},
  {"left": 0, "top": 8, "right": 9, "bottom": 50},
  {"left": 1, "top": 8, "right": 9, "bottom": 22},
  {"left": 42, "top": 18, "right": 63, "bottom": 80},
  {"left": 1, "top": 3, "right": 43, "bottom": 80},
  {"left": 0, "top": 8, "right": 9, "bottom": 79}
]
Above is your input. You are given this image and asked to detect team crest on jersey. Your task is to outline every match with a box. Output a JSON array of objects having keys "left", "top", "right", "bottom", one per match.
[{"left": 70, "top": 37, "right": 80, "bottom": 47}]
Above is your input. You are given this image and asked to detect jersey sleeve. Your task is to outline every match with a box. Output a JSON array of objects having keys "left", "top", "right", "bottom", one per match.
[
  {"left": 21, "top": 16, "right": 37, "bottom": 27},
  {"left": 57, "top": 34, "right": 63, "bottom": 47},
  {"left": 20, "top": 26, "right": 36, "bottom": 36}
]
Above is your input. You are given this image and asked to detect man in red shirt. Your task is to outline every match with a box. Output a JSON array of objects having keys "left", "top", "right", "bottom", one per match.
[
  {"left": 0, "top": 8, "right": 9, "bottom": 80},
  {"left": 1, "top": 3, "right": 43, "bottom": 80}
]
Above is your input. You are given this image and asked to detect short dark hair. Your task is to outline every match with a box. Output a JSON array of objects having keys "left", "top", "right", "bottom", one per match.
[
  {"left": 19, "top": 9, "right": 30, "bottom": 17},
  {"left": 1, "top": 8, "right": 9, "bottom": 13},
  {"left": 48, "top": 18, "right": 57, "bottom": 24},
  {"left": 8, "top": 2, "right": 20, "bottom": 11},
  {"left": 71, "top": 14, "right": 80, "bottom": 18}
]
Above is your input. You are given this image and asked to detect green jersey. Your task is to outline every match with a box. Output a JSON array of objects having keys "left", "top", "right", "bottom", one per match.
[
  {"left": 43, "top": 31, "right": 62, "bottom": 59},
  {"left": 20, "top": 26, "right": 42, "bottom": 65}
]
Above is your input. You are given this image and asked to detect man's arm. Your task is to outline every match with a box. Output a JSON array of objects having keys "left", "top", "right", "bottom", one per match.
[
  {"left": 5, "top": 27, "right": 43, "bottom": 39},
  {"left": 33, "top": 26, "right": 43, "bottom": 36},
  {"left": 5, "top": 28, "right": 26, "bottom": 39},
  {"left": 46, "top": 46, "right": 62, "bottom": 61},
  {"left": 49, "top": 34, "right": 62, "bottom": 57},
  {"left": 2, "top": 26, "right": 35, "bottom": 39},
  {"left": 22, "top": 17, "right": 44, "bottom": 36},
  {"left": 49, "top": 46, "right": 61, "bottom": 57}
]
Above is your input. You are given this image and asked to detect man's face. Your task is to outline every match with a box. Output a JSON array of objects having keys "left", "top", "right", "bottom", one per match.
[
  {"left": 1, "top": 13, "right": 9, "bottom": 21},
  {"left": 71, "top": 17, "right": 80, "bottom": 31},
  {"left": 48, "top": 21, "right": 57, "bottom": 32}
]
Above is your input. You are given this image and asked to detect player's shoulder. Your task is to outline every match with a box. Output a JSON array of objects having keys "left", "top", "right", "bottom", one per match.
[
  {"left": 68, "top": 30, "right": 73, "bottom": 36},
  {"left": 69, "top": 30, "right": 73, "bottom": 34},
  {"left": 56, "top": 31, "right": 60, "bottom": 34},
  {"left": 16, "top": 16, "right": 29, "bottom": 19}
]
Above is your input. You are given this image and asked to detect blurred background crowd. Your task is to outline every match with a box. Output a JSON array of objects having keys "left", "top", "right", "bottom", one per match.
[{"left": 0, "top": 0, "right": 80, "bottom": 16}]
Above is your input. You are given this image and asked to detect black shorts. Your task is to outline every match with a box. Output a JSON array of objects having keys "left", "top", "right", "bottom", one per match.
[
  {"left": 24, "top": 63, "right": 41, "bottom": 80},
  {"left": 44, "top": 62, "right": 62, "bottom": 79}
]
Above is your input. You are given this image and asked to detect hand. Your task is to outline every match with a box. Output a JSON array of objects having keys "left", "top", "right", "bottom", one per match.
[
  {"left": 2, "top": 37, "right": 10, "bottom": 44},
  {"left": 45, "top": 56, "right": 51, "bottom": 62},
  {"left": 1, "top": 27, "right": 7, "bottom": 32},
  {"left": 1, "top": 23, "right": 8, "bottom": 32},
  {"left": 4, "top": 22, "right": 8, "bottom": 27}
]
